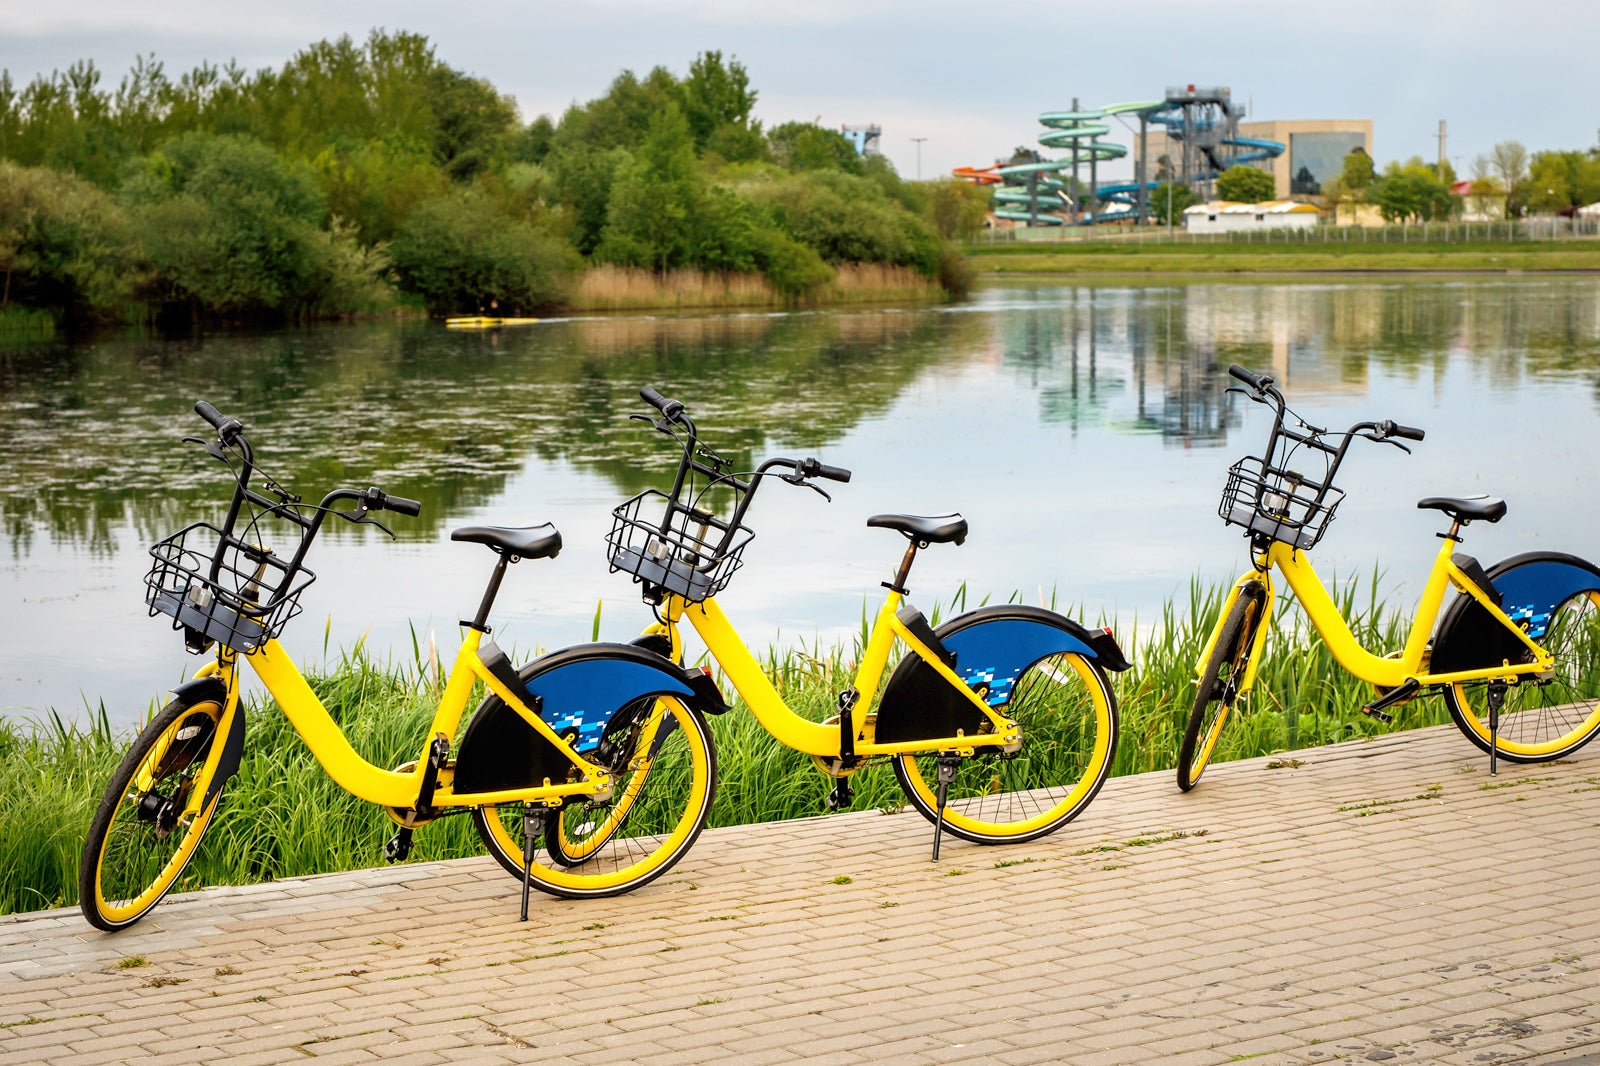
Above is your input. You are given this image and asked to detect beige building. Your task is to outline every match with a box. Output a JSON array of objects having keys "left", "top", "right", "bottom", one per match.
[
  {"left": 1237, "top": 119, "right": 1373, "bottom": 200},
  {"left": 1129, "top": 117, "right": 1373, "bottom": 202}
]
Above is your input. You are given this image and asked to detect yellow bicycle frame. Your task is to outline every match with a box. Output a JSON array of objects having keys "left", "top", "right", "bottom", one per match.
[
  {"left": 1200, "top": 536, "right": 1555, "bottom": 694},
  {"left": 648, "top": 590, "right": 1020, "bottom": 758},
  {"left": 172, "top": 629, "right": 613, "bottom": 820}
]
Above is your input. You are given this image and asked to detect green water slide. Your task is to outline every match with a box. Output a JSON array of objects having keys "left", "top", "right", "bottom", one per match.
[{"left": 990, "top": 102, "right": 1161, "bottom": 225}]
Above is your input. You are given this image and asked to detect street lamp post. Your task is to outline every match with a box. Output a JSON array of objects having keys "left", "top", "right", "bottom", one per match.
[{"left": 911, "top": 137, "right": 927, "bottom": 180}]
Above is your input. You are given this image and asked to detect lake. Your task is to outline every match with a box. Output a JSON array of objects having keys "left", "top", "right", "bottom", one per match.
[{"left": 4, "top": 277, "right": 1599, "bottom": 727}]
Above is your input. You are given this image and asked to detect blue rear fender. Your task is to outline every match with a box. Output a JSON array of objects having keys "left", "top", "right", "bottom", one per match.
[
  {"left": 1431, "top": 551, "right": 1600, "bottom": 675},
  {"left": 453, "top": 643, "right": 725, "bottom": 794},
  {"left": 875, "top": 604, "right": 1125, "bottom": 746}
]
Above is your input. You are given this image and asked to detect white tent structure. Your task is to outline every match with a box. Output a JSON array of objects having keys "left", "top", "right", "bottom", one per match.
[{"left": 1184, "top": 200, "right": 1320, "bottom": 234}]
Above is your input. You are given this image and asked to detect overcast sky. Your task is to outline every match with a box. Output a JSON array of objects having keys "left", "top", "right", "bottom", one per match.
[{"left": 5, "top": 0, "right": 1596, "bottom": 182}]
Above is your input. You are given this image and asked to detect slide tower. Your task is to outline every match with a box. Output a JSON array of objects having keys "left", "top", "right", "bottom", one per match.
[{"left": 959, "top": 86, "right": 1285, "bottom": 226}]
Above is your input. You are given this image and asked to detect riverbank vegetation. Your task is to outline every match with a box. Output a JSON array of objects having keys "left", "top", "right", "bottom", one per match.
[
  {"left": 0, "top": 573, "right": 1461, "bottom": 916},
  {"left": 0, "top": 33, "right": 980, "bottom": 329}
]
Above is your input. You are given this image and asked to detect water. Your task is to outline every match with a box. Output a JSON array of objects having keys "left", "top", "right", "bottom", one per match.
[{"left": 4, "top": 278, "right": 1599, "bottom": 727}]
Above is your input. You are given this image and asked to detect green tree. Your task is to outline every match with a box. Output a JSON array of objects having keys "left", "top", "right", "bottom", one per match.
[
  {"left": 0, "top": 159, "right": 135, "bottom": 320},
  {"left": 596, "top": 103, "right": 699, "bottom": 270},
  {"left": 1525, "top": 150, "right": 1600, "bottom": 213},
  {"left": 924, "top": 179, "right": 990, "bottom": 240},
  {"left": 124, "top": 132, "right": 380, "bottom": 319},
  {"left": 1369, "top": 159, "right": 1456, "bottom": 222},
  {"left": 679, "top": 51, "right": 762, "bottom": 162},
  {"left": 766, "top": 122, "right": 862, "bottom": 174},
  {"left": 1215, "top": 164, "right": 1275, "bottom": 203},
  {"left": 1341, "top": 148, "right": 1375, "bottom": 193},
  {"left": 1148, "top": 181, "right": 1197, "bottom": 225},
  {"left": 390, "top": 186, "right": 579, "bottom": 313}
]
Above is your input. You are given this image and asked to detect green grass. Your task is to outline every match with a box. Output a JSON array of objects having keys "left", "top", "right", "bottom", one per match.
[
  {"left": 0, "top": 571, "right": 1456, "bottom": 917},
  {"left": 965, "top": 237, "right": 1600, "bottom": 275}
]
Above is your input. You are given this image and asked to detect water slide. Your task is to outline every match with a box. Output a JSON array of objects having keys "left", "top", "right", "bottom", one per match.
[{"left": 960, "top": 94, "right": 1284, "bottom": 225}]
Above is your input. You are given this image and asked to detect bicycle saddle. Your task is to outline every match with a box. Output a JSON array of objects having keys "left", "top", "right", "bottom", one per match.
[
  {"left": 451, "top": 523, "right": 563, "bottom": 559},
  {"left": 1417, "top": 495, "right": 1507, "bottom": 524},
  {"left": 867, "top": 513, "right": 968, "bottom": 545}
]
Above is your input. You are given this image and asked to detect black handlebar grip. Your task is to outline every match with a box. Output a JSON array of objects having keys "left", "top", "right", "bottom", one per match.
[
  {"left": 195, "top": 400, "right": 227, "bottom": 428},
  {"left": 1390, "top": 423, "right": 1426, "bottom": 442},
  {"left": 1228, "top": 364, "right": 1272, "bottom": 391},
  {"left": 639, "top": 385, "right": 685, "bottom": 420},
  {"left": 815, "top": 462, "right": 852, "bottom": 483},
  {"left": 384, "top": 495, "right": 423, "bottom": 517}
]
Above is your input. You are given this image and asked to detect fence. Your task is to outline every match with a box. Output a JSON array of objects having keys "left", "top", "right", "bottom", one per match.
[{"left": 972, "top": 216, "right": 1600, "bottom": 247}]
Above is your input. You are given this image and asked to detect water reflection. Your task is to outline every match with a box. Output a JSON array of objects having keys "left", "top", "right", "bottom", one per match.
[{"left": 3, "top": 277, "right": 1599, "bottom": 724}]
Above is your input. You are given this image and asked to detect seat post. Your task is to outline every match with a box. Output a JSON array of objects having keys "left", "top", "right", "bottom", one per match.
[
  {"left": 889, "top": 540, "right": 920, "bottom": 594},
  {"left": 468, "top": 553, "right": 514, "bottom": 632}
]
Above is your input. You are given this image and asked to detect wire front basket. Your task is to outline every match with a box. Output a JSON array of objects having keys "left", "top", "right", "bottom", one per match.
[
  {"left": 607, "top": 489, "right": 754, "bottom": 603},
  {"left": 145, "top": 521, "right": 316, "bottom": 652},
  {"left": 1218, "top": 456, "right": 1345, "bottom": 551}
]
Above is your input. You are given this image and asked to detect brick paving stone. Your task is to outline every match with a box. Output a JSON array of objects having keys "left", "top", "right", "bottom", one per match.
[{"left": 6, "top": 724, "right": 1600, "bottom": 1063}]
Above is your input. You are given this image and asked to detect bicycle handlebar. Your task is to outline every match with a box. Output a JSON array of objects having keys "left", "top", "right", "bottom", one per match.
[
  {"left": 1228, "top": 364, "right": 1274, "bottom": 393},
  {"left": 800, "top": 458, "right": 853, "bottom": 483},
  {"left": 379, "top": 492, "right": 423, "bottom": 516},
  {"left": 639, "top": 385, "right": 685, "bottom": 421},
  {"left": 1385, "top": 421, "right": 1427, "bottom": 442}
]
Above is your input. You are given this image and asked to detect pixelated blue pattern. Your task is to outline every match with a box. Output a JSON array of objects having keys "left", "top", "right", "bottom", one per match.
[
  {"left": 1493, "top": 562, "right": 1600, "bottom": 641},
  {"left": 523, "top": 655, "right": 694, "bottom": 752},
  {"left": 944, "top": 619, "right": 1095, "bottom": 710}
]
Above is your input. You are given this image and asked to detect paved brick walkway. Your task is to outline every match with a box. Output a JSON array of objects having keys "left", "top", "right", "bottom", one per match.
[{"left": 4, "top": 723, "right": 1599, "bottom": 1065}]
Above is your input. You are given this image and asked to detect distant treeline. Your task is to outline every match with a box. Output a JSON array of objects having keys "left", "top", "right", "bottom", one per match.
[{"left": 0, "top": 32, "right": 989, "bottom": 327}]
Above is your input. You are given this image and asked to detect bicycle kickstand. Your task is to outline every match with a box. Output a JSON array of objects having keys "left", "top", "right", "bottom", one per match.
[
  {"left": 1487, "top": 681, "right": 1506, "bottom": 777},
  {"left": 931, "top": 755, "right": 960, "bottom": 862},
  {"left": 520, "top": 806, "right": 539, "bottom": 922}
]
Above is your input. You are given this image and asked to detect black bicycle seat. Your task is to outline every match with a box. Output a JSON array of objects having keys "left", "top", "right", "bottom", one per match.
[
  {"left": 866, "top": 513, "right": 968, "bottom": 545},
  {"left": 451, "top": 523, "right": 563, "bottom": 559},
  {"left": 1417, "top": 495, "right": 1507, "bottom": 524}
]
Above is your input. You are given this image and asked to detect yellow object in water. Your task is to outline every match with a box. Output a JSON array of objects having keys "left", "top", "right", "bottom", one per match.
[{"left": 444, "top": 316, "right": 541, "bottom": 329}]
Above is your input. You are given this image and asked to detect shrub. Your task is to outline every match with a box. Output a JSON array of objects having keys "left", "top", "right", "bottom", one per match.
[
  {"left": 390, "top": 187, "right": 579, "bottom": 314},
  {"left": 0, "top": 159, "right": 137, "bottom": 322}
]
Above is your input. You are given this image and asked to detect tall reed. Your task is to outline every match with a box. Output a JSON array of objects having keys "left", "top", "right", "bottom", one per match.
[{"left": 0, "top": 571, "right": 1462, "bottom": 916}]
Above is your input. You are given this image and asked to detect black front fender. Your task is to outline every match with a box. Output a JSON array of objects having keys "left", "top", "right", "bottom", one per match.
[{"left": 170, "top": 677, "right": 243, "bottom": 807}]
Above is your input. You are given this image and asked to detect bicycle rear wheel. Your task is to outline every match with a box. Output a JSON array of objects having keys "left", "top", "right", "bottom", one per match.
[
  {"left": 1178, "top": 587, "right": 1264, "bottom": 792},
  {"left": 80, "top": 693, "right": 228, "bottom": 931},
  {"left": 473, "top": 695, "right": 716, "bottom": 898},
  {"left": 892, "top": 651, "right": 1118, "bottom": 844},
  {"left": 1445, "top": 589, "right": 1600, "bottom": 762}
]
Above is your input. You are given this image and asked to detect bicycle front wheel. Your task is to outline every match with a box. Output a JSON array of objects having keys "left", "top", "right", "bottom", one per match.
[
  {"left": 1445, "top": 589, "right": 1600, "bottom": 762},
  {"left": 473, "top": 695, "right": 716, "bottom": 899},
  {"left": 1178, "top": 588, "right": 1264, "bottom": 792},
  {"left": 79, "top": 692, "right": 229, "bottom": 931},
  {"left": 892, "top": 651, "right": 1118, "bottom": 844}
]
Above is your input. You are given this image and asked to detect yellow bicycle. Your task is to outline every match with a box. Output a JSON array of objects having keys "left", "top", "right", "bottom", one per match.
[
  {"left": 1178, "top": 364, "right": 1600, "bottom": 791},
  {"left": 606, "top": 387, "right": 1130, "bottom": 859},
  {"left": 79, "top": 402, "right": 720, "bottom": 931}
]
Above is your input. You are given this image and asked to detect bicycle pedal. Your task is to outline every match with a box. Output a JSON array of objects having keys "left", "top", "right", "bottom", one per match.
[
  {"left": 1360, "top": 706, "right": 1394, "bottom": 724},
  {"left": 1360, "top": 677, "right": 1419, "bottom": 724},
  {"left": 384, "top": 829, "right": 413, "bottom": 863}
]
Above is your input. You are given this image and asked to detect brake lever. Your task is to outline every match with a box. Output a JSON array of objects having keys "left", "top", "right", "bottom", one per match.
[
  {"left": 1358, "top": 431, "right": 1412, "bottom": 455},
  {"left": 336, "top": 503, "right": 398, "bottom": 540},
  {"left": 781, "top": 473, "right": 832, "bottom": 502},
  {"left": 184, "top": 434, "right": 230, "bottom": 462}
]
